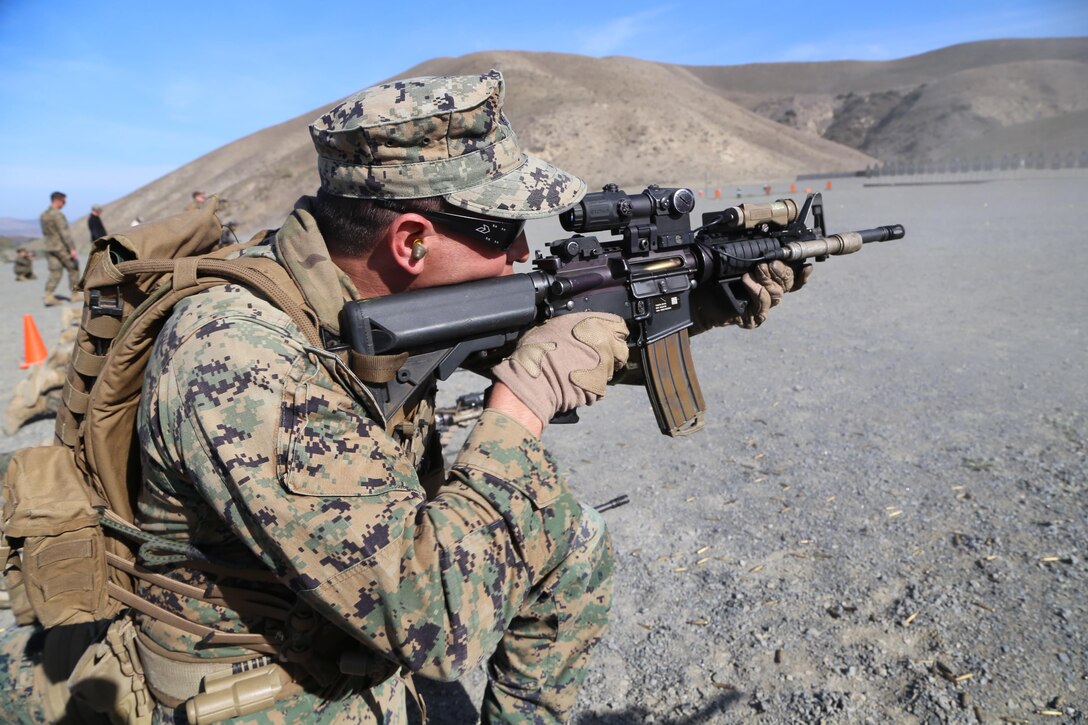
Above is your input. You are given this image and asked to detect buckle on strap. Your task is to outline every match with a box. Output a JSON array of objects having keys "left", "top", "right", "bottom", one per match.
[{"left": 88, "top": 286, "right": 124, "bottom": 318}]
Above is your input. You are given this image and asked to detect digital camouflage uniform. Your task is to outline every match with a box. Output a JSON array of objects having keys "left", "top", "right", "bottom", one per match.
[
  {"left": 13, "top": 252, "right": 35, "bottom": 280},
  {"left": 131, "top": 202, "right": 613, "bottom": 723},
  {"left": 0, "top": 71, "right": 612, "bottom": 724},
  {"left": 39, "top": 205, "right": 79, "bottom": 299}
]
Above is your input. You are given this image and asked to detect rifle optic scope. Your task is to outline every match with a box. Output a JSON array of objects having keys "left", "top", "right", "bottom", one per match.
[{"left": 561, "top": 184, "right": 696, "bottom": 233}]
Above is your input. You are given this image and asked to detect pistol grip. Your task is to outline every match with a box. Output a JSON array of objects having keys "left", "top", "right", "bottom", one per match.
[
  {"left": 640, "top": 329, "right": 705, "bottom": 436},
  {"left": 549, "top": 410, "right": 580, "bottom": 425}
]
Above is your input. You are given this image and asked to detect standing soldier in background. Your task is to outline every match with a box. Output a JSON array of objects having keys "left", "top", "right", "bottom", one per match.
[
  {"left": 184, "top": 190, "right": 207, "bottom": 212},
  {"left": 13, "top": 248, "right": 36, "bottom": 281},
  {"left": 38, "top": 191, "right": 80, "bottom": 306},
  {"left": 87, "top": 203, "right": 107, "bottom": 241}
]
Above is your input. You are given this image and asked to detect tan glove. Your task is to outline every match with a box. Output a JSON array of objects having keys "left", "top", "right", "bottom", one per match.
[
  {"left": 691, "top": 260, "right": 813, "bottom": 333},
  {"left": 491, "top": 313, "right": 630, "bottom": 428}
]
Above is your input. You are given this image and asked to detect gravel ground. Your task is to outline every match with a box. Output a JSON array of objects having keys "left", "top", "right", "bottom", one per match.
[{"left": 2, "top": 171, "right": 1084, "bottom": 724}]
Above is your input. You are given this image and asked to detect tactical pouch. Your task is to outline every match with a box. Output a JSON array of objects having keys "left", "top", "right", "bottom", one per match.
[
  {"left": 68, "top": 616, "right": 154, "bottom": 725},
  {"left": 0, "top": 539, "right": 36, "bottom": 625},
  {"left": 2, "top": 445, "right": 110, "bottom": 627}
]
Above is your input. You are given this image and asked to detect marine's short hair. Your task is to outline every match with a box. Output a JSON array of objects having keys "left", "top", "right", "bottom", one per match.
[{"left": 309, "top": 190, "right": 443, "bottom": 258}]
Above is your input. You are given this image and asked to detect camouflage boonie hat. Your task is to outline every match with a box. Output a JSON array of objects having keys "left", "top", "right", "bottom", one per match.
[{"left": 309, "top": 69, "right": 586, "bottom": 220}]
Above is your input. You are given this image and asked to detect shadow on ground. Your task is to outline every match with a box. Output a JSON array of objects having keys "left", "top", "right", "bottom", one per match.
[{"left": 409, "top": 679, "right": 744, "bottom": 724}]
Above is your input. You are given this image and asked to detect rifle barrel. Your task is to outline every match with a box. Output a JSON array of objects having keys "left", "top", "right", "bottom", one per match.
[
  {"left": 778, "top": 224, "right": 905, "bottom": 261},
  {"left": 858, "top": 224, "right": 905, "bottom": 243}
]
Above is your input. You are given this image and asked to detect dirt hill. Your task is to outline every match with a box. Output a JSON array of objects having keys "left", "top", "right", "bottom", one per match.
[
  {"left": 688, "top": 38, "right": 1088, "bottom": 163},
  {"left": 95, "top": 51, "right": 873, "bottom": 240},
  {"left": 398, "top": 52, "right": 873, "bottom": 190},
  {"left": 88, "top": 39, "right": 1086, "bottom": 240}
]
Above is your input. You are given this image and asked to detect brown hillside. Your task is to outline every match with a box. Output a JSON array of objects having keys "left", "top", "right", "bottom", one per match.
[
  {"left": 689, "top": 38, "right": 1088, "bottom": 163},
  {"left": 832, "top": 59, "right": 1088, "bottom": 159},
  {"left": 400, "top": 52, "right": 872, "bottom": 185},
  {"left": 97, "top": 51, "right": 872, "bottom": 241},
  {"left": 92, "top": 39, "right": 1086, "bottom": 240},
  {"left": 940, "top": 108, "right": 1088, "bottom": 162},
  {"left": 685, "top": 37, "right": 1088, "bottom": 95},
  {"left": 100, "top": 111, "right": 325, "bottom": 245}
]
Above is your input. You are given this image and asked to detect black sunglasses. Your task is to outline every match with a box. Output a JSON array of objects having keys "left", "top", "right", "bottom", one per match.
[{"left": 377, "top": 202, "right": 525, "bottom": 252}]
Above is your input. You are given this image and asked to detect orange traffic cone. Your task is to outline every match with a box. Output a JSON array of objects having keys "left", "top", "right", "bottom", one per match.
[{"left": 19, "top": 314, "right": 48, "bottom": 369}]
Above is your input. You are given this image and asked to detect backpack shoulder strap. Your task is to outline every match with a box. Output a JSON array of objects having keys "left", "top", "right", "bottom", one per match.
[{"left": 112, "top": 256, "right": 322, "bottom": 349}]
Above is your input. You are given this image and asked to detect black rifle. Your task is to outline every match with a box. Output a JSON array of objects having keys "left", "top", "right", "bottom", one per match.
[
  {"left": 435, "top": 391, "right": 486, "bottom": 436},
  {"left": 340, "top": 184, "right": 904, "bottom": 436}
]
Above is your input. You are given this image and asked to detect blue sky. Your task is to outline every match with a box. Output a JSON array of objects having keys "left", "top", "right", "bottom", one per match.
[{"left": 1, "top": 0, "right": 1085, "bottom": 221}]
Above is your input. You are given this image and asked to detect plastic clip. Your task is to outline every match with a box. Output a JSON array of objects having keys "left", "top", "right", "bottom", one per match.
[{"left": 88, "top": 287, "right": 124, "bottom": 318}]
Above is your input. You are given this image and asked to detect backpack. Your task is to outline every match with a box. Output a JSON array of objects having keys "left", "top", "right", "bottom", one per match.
[
  {"left": 4, "top": 196, "right": 326, "bottom": 628},
  {"left": 0, "top": 199, "right": 372, "bottom": 725},
  {"left": 2, "top": 198, "right": 432, "bottom": 723}
]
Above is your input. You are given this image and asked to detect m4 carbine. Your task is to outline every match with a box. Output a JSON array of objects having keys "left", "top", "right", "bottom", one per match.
[{"left": 339, "top": 184, "right": 905, "bottom": 436}]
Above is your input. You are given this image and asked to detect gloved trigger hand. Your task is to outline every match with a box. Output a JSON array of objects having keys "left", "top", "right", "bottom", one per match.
[{"left": 491, "top": 313, "right": 629, "bottom": 430}]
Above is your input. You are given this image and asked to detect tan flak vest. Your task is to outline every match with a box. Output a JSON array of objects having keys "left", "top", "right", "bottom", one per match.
[{"left": 2, "top": 199, "right": 432, "bottom": 724}]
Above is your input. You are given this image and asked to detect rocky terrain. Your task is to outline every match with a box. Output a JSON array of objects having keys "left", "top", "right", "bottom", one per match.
[{"left": 2, "top": 163, "right": 1084, "bottom": 725}]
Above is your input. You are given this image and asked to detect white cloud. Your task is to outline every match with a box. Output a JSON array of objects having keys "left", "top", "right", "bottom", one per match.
[
  {"left": 573, "top": 6, "right": 672, "bottom": 57},
  {"left": 779, "top": 44, "right": 825, "bottom": 62},
  {"left": 161, "top": 77, "right": 209, "bottom": 116}
]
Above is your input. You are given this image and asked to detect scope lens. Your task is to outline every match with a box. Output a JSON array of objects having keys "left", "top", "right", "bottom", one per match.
[{"left": 672, "top": 189, "right": 695, "bottom": 214}]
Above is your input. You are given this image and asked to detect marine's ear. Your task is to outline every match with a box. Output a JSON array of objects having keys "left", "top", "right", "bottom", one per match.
[{"left": 385, "top": 213, "right": 436, "bottom": 276}]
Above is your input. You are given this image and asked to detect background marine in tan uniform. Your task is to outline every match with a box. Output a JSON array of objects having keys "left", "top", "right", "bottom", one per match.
[{"left": 38, "top": 191, "right": 80, "bottom": 306}]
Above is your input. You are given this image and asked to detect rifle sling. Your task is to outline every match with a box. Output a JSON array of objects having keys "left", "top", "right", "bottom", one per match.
[{"left": 348, "top": 350, "right": 409, "bottom": 384}]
